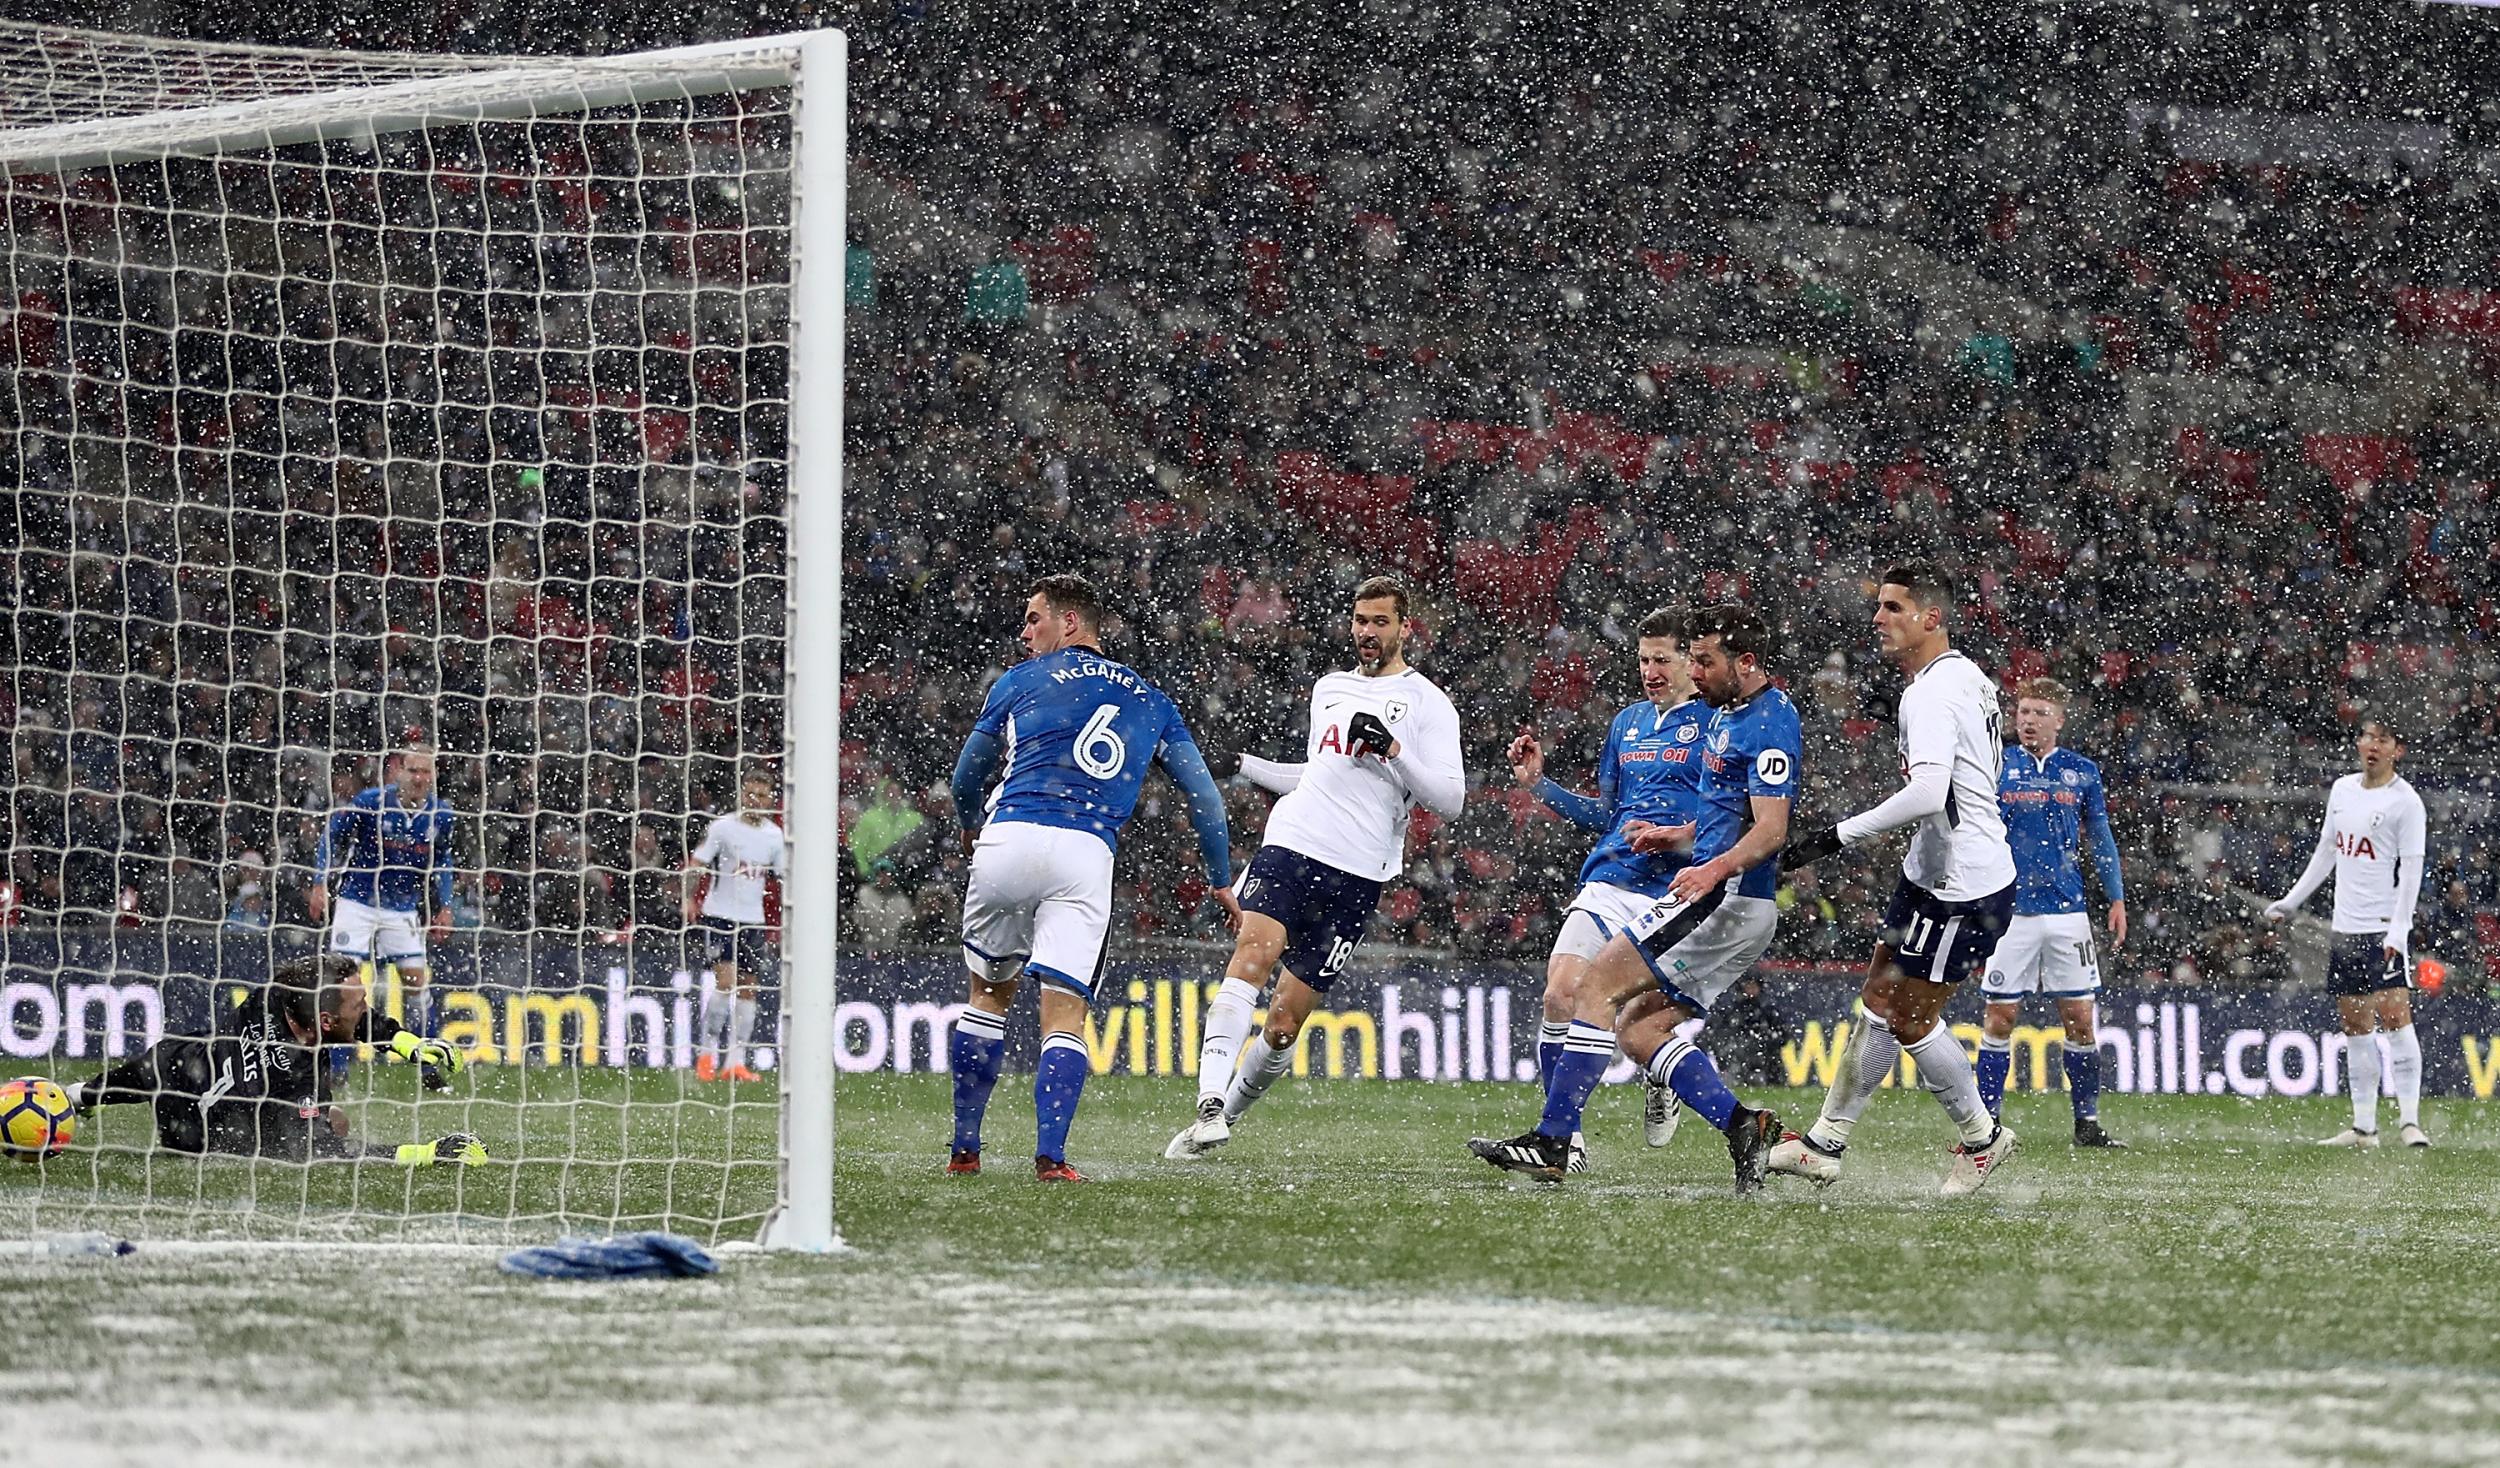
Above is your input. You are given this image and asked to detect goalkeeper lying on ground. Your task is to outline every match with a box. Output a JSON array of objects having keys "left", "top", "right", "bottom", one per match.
[{"left": 62, "top": 954, "right": 486, "bottom": 1167}]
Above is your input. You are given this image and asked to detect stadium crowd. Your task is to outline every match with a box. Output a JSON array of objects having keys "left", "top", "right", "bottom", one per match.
[{"left": 4, "top": 0, "right": 2499, "bottom": 991}]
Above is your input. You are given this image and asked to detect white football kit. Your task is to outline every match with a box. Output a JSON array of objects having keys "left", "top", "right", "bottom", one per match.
[
  {"left": 694, "top": 814, "right": 788, "bottom": 924},
  {"left": 1842, "top": 650, "right": 2017, "bottom": 901},
  {"left": 2277, "top": 774, "right": 2428, "bottom": 945},
  {"left": 1243, "top": 667, "right": 1467, "bottom": 881}
]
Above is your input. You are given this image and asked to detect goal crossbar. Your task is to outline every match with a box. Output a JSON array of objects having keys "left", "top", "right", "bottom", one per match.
[{"left": 0, "top": 28, "right": 809, "bottom": 172}]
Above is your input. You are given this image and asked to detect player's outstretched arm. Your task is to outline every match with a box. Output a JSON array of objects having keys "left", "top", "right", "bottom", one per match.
[
  {"left": 303, "top": 1127, "right": 487, "bottom": 1166},
  {"left": 2266, "top": 809, "right": 2338, "bottom": 920},
  {"left": 1238, "top": 753, "right": 1306, "bottom": 795},
  {"left": 1534, "top": 780, "right": 1611, "bottom": 832},
  {"left": 1838, "top": 757, "right": 1951, "bottom": 844},
  {"left": 355, "top": 1012, "right": 467, "bottom": 1081},
  {"left": 1786, "top": 760, "right": 1949, "bottom": 870},
  {"left": 1158, "top": 740, "right": 1236, "bottom": 890},
  {"left": 65, "top": 1048, "right": 176, "bottom": 1113},
  {"left": 1515, "top": 730, "right": 1612, "bottom": 833}
]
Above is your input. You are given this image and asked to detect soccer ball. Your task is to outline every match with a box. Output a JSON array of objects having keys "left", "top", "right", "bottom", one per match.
[{"left": 0, "top": 1078, "right": 76, "bottom": 1161}]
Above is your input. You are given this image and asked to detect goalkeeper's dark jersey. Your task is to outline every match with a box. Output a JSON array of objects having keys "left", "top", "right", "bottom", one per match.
[{"left": 95, "top": 990, "right": 407, "bottom": 1161}]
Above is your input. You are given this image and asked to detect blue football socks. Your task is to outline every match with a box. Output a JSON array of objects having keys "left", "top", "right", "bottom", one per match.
[
  {"left": 1976, "top": 1034, "right": 2012, "bottom": 1118},
  {"left": 947, "top": 1008, "right": 1008, "bottom": 1154},
  {"left": 1536, "top": 1021, "right": 1614, "bottom": 1138},
  {"left": 1033, "top": 1030, "right": 1090, "bottom": 1162},
  {"left": 1651, "top": 1034, "right": 1739, "bottom": 1132}
]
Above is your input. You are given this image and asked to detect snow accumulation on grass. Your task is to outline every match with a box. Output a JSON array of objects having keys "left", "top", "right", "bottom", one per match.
[{"left": 2, "top": 1251, "right": 2491, "bottom": 1468}]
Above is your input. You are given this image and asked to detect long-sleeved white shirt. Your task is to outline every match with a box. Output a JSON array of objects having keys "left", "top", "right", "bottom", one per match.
[
  {"left": 1251, "top": 667, "right": 1465, "bottom": 882},
  {"left": 1836, "top": 649, "right": 2015, "bottom": 902},
  {"left": 2277, "top": 773, "right": 2427, "bottom": 945}
]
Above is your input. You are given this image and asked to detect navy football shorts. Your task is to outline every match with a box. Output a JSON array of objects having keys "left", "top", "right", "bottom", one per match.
[
  {"left": 1234, "top": 844, "right": 1383, "bottom": 994},
  {"left": 699, "top": 916, "right": 778, "bottom": 983},
  {"left": 1878, "top": 877, "right": 2015, "bottom": 985},
  {"left": 2326, "top": 931, "right": 2411, "bottom": 997}
]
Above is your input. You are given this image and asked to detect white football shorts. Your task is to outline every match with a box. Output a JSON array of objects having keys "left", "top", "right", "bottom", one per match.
[
  {"left": 960, "top": 821, "right": 1116, "bottom": 998},
  {"left": 1980, "top": 911, "right": 2101, "bottom": 999},
  {"left": 327, "top": 896, "right": 429, "bottom": 968},
  {"left": 1624, "top": 883, "right": 1779, "bottom": 1011},
  {"left": 1552, "top": 881, "right": 1664, "bottom": 963}
]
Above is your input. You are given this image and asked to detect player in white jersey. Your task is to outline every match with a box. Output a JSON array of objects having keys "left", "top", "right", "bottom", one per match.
[
  {"left": 1770, "top": 560, "right": 2021, "bottom": 1196},
  {"left": 2264, "top": 718, "right": 2432, "bottom": 1148},
  {"left": 681, "top": 769, "right": 788, "bottom": 1083},
  {"left": 1166, "top": 575, "right": 1466, "bottom": 1159}
]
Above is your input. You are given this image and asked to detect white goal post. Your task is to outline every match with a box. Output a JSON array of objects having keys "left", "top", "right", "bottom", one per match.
[{"left": 0, "top": 23, "right": 844, "bottom": 1250}]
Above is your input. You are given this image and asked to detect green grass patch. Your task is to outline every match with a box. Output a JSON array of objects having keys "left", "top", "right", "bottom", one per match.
[{"left": 5, "top": 1070, "right": 2497, "bottom": 1464}]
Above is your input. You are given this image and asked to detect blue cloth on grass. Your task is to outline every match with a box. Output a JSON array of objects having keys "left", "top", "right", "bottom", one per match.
[{"left": 500, "top": 1231, "right": 720, "bottom": 1280}]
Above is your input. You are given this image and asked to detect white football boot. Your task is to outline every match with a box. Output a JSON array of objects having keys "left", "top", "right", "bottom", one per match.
[
  {"left": 1642, "top": 1076, "right": 1683, "bottom": 1148},
  {"left": 2314, "top": 1126, "right": 2381, "bottom": 1150},
  {"left": 1940, "top": 1125, "right": 2020, "bottom": 1198},
  {"left": 1765, "top": 1130, "right": 1843, "bottom": 1186},
  {"left": 1163, "top": 1095, "right": 1232, "bottom": 1160}
]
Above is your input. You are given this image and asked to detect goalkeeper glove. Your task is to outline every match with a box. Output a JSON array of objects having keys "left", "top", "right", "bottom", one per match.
[
  {"left": 386, "top": 1029, "right": 464, "bottom": 1079},
  {"left": 1346, "top": 710, "right": 1395, "bottom": 758},
  {"left": 396, "top": 1133, "right": 488, "bottom": 1169},
  {"left": 1782, "top": 823, "right": 1846, "bottom": 871}
]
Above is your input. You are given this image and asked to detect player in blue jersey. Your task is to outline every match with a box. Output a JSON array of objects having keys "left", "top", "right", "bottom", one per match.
[
  {"left": 1470, "top": 604, "right": 1793, "bottom": 1192},
  {"left": 1977, "top": 678, "right": 2128, "bottom": 1147},
  {"left": 943, "top": 573, "right": 1239, "bottom": 1181},
  {"left": 1507, "top": 606, "right": 1712, "bottom": 1171},
  {"left": 311, "top": 743, "right": 459, "bottom": 1090}
]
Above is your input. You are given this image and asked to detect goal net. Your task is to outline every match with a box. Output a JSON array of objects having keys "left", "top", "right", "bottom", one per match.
[{"left": 0, "top": 22, "right": 845, "bottom": 1249}]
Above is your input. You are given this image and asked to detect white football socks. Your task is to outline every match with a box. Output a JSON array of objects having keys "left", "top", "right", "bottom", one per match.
[
  {"left": 699, "top": 988, "right": 734, "bottom": 1062},
  {"left": 2387, "top": 1024, "right": 2423, "bottom": 1128},
  {"left": 2344, "top": 1031, "right": 2382, "bottom": 1134},
  {"left": 1808, "top": 1009, "right": 1898, "bottom": 1153},
  {"left": 1197, "top": 977, "right": 1260, "bottom": 1104},
  {"left": 1224, "top": 1031, "right": 1295, "bottom": 1121},
  {"left": 1903, "top": 1024, "right": 1996, "bottom": 1145},
  {"left": 729, "top": 996, "right": 760, "bottom": 1070}
]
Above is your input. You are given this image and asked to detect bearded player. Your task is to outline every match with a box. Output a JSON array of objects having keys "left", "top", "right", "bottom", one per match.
[
  {"left": 1167, "top": 575, "right": 1465, "bottom": 1159},
  {"left": 1466, "top": 603, "right": 1791, "bottom": 1193}
]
